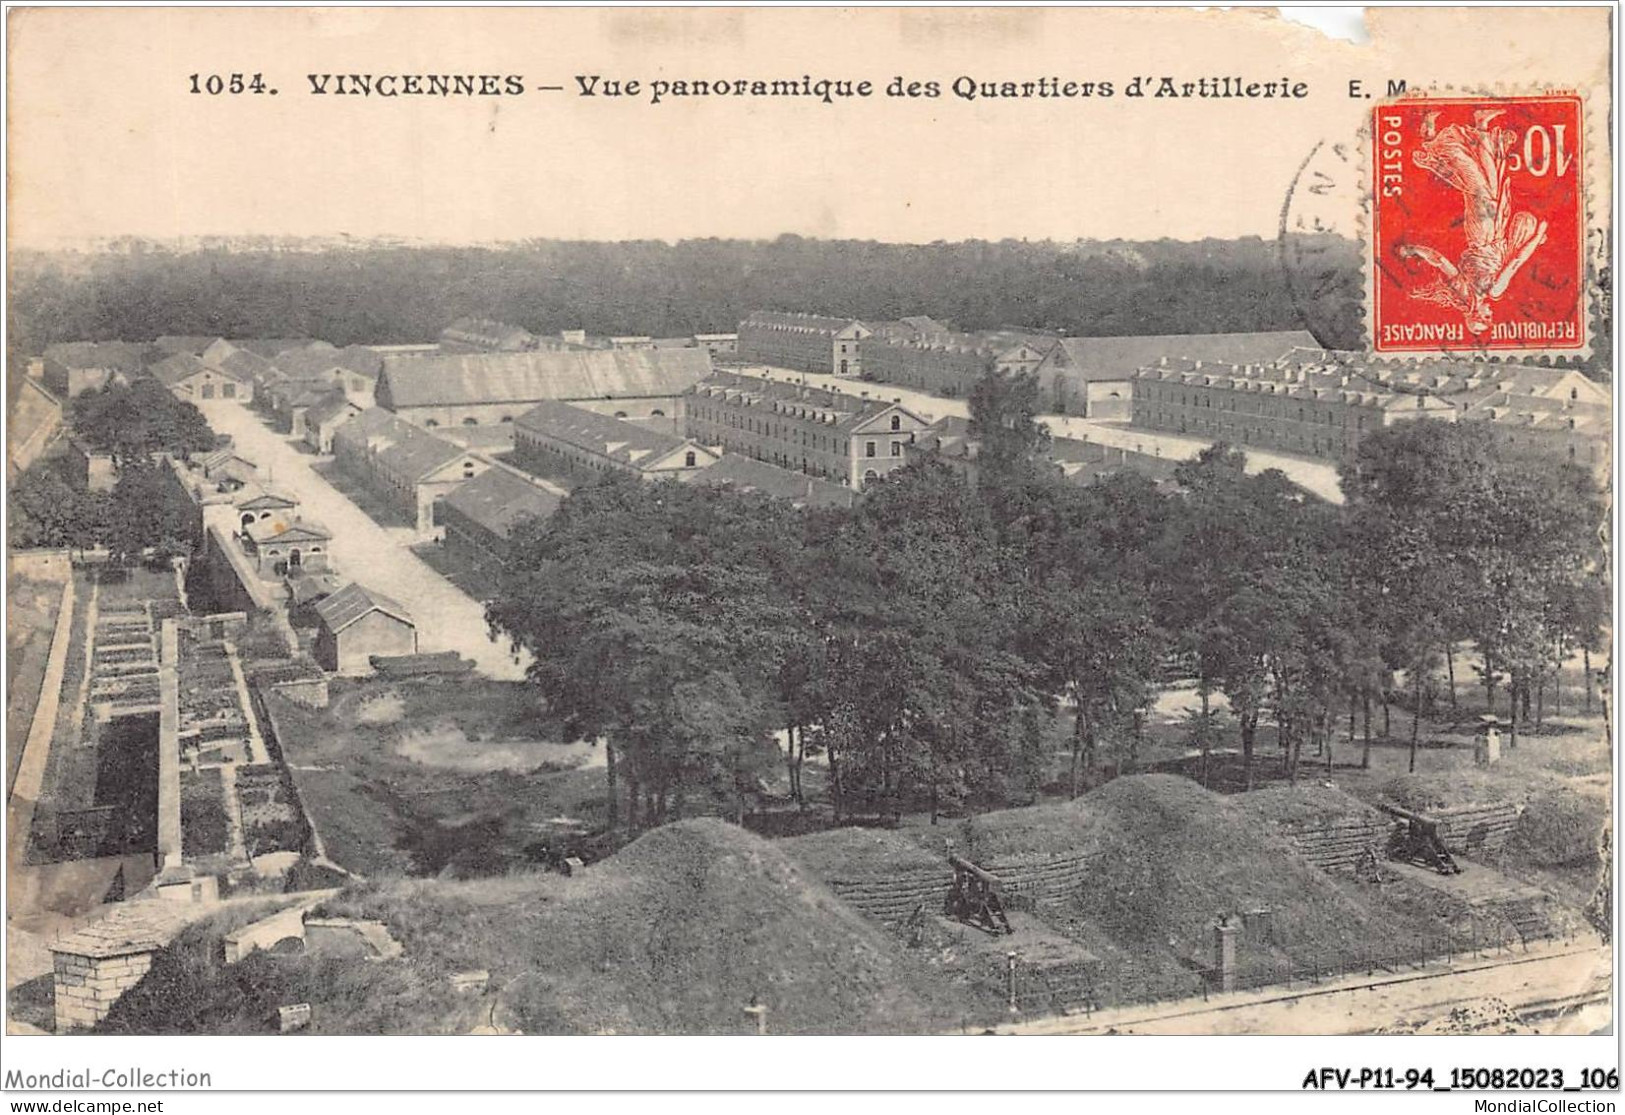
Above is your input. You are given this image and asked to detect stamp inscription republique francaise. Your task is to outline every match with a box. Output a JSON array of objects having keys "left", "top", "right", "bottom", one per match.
[{"left": 1371, "top": 94, "right": 1586, "bottom": 357}]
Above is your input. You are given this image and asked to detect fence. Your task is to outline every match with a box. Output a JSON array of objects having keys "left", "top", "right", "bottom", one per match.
[{"left": 976, "top": 914, "right": 1583, "bottom": 1026}]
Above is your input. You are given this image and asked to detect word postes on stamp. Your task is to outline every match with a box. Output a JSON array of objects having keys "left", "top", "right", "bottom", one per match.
[{"left": 1369, "top": 94, "right": 1586, "bottom": 357}]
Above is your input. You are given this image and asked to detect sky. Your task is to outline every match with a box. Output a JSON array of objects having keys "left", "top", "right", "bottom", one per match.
[{"left": 6, "top": 7, "right": 1611, "bottom": 249}]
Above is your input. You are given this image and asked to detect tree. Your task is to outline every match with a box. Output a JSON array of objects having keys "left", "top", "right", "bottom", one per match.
[
  {"left": 966, "top": 367, "right": 1052, "bottom": 490},
  {"left": 488, "top": 476, "right": 796, "bottom": 833},
  {"left": 69, "top": 378, "right": 214, "bottom": 464},
  {"left": 7, "top": 460, "right": 110, "bottom": 550},
  {"left": 1034, "top": 579, "right": 1160, "bottom": 795},
  {"left": 803, "top": 460, "right": 1045, "bottom": 822},
  {"left": 1343, "top": 421, "right": 1606, "bottom": 752},
  {"left": 105, "top": 460, "right": 200, "bottom": 564}
]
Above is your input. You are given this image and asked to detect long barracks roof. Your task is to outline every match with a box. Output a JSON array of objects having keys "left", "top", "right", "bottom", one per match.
[
  {"left": 377, "top": 348, "right": 713, "bottom": 409},
  {"left": 331, "top": 407, "right": 469, "bottom": 481},
  {"left": 441, "top": 317, "right": 537, "bottom": 350},
  {"left": 440, "top": 463, "right": 563, "bottom": 540},
  {"left": 1459, "top": 393, "right": 1611, "bottom": 433},
  {"left": 1045, "top": 331, "right": 1319, "bottom": 382},
  {"left": 313, "top": 582, "right": 413, "bottom": 634},
  {"left": 741, "top": 311, "right": 868, "bottom": 334},
  {"left": 273, "top": 343, "right": 383, "bottom": 382},
  {"left": 690, "top": 370, "right": 917, "bottom": 432},
  {"left": 515, "top": 400, "right": 704, "bottom": 469},
  {"left": 681, "top": 453, "right": 857, "bottom": 508},
  {"left": 227, "top": 338, "right": 320, "bottom": 358}
]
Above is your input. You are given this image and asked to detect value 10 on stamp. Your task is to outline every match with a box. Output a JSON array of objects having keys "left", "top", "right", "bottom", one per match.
[{"left": 1369, "top": 93, "right": 1587, "bottom": 357}]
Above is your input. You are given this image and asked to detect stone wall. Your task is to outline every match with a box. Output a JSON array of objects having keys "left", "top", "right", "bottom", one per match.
[
  {"left": 984, "top": 852, "right": 1096, "bottom": 907},
  {"left": 824, "top": 852, "right": 1097, "bottom": 924},
  {"left": 825, "top": 866, "right": 952, "bottom": 925},
  {"left": 1276, "top": 815, "right": 1405, "bottom": 872},
  {"left": 1434, "top": 801, "right": 1523, "bottom": 857},
  {"left": 52, "top": 947, "right": 155, "bottom": 1031}
]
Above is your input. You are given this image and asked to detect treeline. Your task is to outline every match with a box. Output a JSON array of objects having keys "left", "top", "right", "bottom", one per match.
[
  {"left": 486, "top": 374, "right": 1607, "bottom": 833},
  {"left": 8, "top": 235, "right": 1351, "bottom": 357}
]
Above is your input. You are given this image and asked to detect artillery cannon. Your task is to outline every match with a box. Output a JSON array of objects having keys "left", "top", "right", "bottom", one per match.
[
  {"left": 947, "top": 854, "right": 1013, "bottom": 935},
  {"left": 1377, "top": 802, "right": 1462, "bottom": 875}
]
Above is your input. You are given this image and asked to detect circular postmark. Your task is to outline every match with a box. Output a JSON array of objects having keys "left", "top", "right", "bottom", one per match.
[{"left": 1278, "top": 134, "right": 1366, "bottom": 355}]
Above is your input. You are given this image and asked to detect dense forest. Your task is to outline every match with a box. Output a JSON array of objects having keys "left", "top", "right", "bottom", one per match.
[{"left": 8, "top": 235, "right": 1360, "bottom": 358}]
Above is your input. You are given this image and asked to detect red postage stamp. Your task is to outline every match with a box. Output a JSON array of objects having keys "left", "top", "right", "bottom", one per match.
[{"left": 1369, "top": 93, "right": 1587, "bottom": 357}]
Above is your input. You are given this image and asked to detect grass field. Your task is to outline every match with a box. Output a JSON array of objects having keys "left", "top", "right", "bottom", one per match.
[{"left": 264, "top": 678, "right": 606, "bottom": 877}]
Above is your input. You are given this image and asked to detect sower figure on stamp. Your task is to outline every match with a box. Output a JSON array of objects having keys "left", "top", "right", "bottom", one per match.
[{"left": 1397, "top": 109, "right": 1549, "bottom": 336}]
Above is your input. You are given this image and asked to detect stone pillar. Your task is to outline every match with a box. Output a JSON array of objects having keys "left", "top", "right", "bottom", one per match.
[
  {"left": 1213, "top": 916, "right": 1238, "bottom": 993},
  {"left": 51, "top": 945, "right": 156, "bottom": 1032}
]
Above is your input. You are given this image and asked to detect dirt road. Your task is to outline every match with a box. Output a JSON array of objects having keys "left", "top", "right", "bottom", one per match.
[{"left": 198, "top": 401, "right": 528, "bottom": 680}]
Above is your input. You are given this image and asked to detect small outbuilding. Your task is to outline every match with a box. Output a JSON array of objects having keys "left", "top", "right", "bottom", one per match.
[
  {"left": 241, "top": 516, "right": 332, "bottom": 578},
  {"left": 312, "top": 583, "right": 417, "bottom": 674}
]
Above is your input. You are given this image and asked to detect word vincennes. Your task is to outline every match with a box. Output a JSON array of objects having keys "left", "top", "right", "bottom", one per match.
[{"left": 295, "top": 72, "right": 1310, "bottom": 103}]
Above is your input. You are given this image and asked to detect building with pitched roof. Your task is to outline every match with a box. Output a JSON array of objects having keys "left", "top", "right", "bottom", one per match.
[
  {"left": 1023, "top": 331, "right": 1314, "bottom": 418},
  {"left": 203, "top": 347, "right": 271, "bottom": 402},
  {"left": 331, "top": 408, "right": 492, "bottom": 534},
  {"left": 234, "top": 486, "right": 300, "bottom": 531},
  {"left": 513, "top": 401, "right": 718, "bottom": 485},
  {"left": 1132, "top": 354, "right": 1461, "bottom": 459},
  {"left": 41, "top": 342, "right": 147, "bottom": 397},
  {"left": 268, "top": 381, "right": 337, "bottom": 437},
  {"left": 693, "top": 333, "right": 739, "bottom": 356},
  {"left": 681, "top": 453, "right": 857, "bottom": 509},
  {"left": 1048, "top": 435, "right": 1182, "bottom": 489},
  {"left": 302, "top": 391, "right": 363, "bottom": 453},
  {"left": 437, "top": 462, "right": 564, "bottom": 570},
  {"left": 684, "top": 370, "right": 930, "bottom": 489},
  {"left": 241, "top": 514, "right": 332, "bottom": 578},
  {"left": 858, "top": 330, "right": 1010, "bottom": 398},
  {"left": 150, "top": 352, "right": 252, "bottom": 403},
  {"left": 737, "top": 311, "right": 873, "bottom": 376},
  {"left": 439, "top": 317, "right": 540, "bottom": 354},
  {"left": 269, "top": 343, "right": 383, "bottom": 406},
  {"left": 1458, "top": 392, "right": 1610, "bottom": 476},
  {"left": 312, "top": 583, "right": 417, "bottom": 674},
  {"left": 1132, "top": 350, "right": 1611, "bottom": 469},
  {"left": 374, "top": 348, "right": 713, "bottom": 428},
  {"left": 228, "top": 338, "right": 318, "bottom": 359},
  {"left": 909, "top": 415, "right": 1178, "bottom": 490},
  {"left": 197, "top": 446, "right": 257, "bottom": 487},
  {"left": 8, "top": 376, "right": 63, "bottom": 481},
  {"left": 153, "top": 336, "right": 221, "bottom": 357}
]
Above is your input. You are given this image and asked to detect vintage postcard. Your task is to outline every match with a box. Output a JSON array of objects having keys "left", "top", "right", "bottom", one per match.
[{"left": 2, "top": 4, "right": 1616, "bottom": 1100}]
